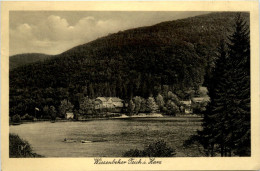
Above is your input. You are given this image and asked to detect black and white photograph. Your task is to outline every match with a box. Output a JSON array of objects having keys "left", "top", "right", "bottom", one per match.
[
  {"left": 8, "top": 10, "right": 251, "bottom": 158},
  {"left": 1, "top": 1, "right": 260, "bottom": 170}
]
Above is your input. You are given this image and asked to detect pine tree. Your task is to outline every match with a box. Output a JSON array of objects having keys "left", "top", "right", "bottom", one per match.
[
  {"left": 146, "top": 97, "right": 159, "bottom": 113},
  {"left": 226, "top": 14, "right": 250, "bottom": 156},
  {"left": 194, "top": 13, "right": 250, "bottom": 157},
  {"left": 133, "top": 96, "right": 142, "bottom": 114},
  {"left": 193, "top": 40, "right": 228, "bottom": 156},
  {"left": 156, "top": 94, "right": 165, "bottom": 111},
  {"left": 128, "top": 99, "right": 135, "bottom": 115}
]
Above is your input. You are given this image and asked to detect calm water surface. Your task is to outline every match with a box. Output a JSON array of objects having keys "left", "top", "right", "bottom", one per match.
[{"left": 10, "top": 117, "right": 202, "bottom": 157}]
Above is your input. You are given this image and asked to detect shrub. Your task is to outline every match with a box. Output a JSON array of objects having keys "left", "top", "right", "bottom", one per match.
[
  {"left": 12, "top": 114, "right": 21, "bottom": 123},
  {"left": 191, "top": 101, "right": 207, "bottom": 114},
  {"left": 21, "top": 114, "right": 34, "bottom": 121},
  {"left": 9, "top": 133, "right": 32, "bottom": 157},
  {"left": 9, "top": 134, "right": 42, "bottom": 158},
  {"left": 123, "top": 149, "right": 143, "bottom": 157},
  {"left": 50, "top": 105, "right": 56, "bottom": 121},
  {"left": 123, "top": 140, "right": 176, "bottom": 157},
  {"left": 165, "top": 100, "right": 180, "bottom": 116}
]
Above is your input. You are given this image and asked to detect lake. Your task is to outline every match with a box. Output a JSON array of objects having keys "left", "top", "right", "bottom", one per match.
[{"left": 9, "top": 117, "right": 203, "bottom": 157}]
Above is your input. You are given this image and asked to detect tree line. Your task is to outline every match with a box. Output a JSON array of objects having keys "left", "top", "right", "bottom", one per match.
[{"left": 10, "top": 88, "right": 186, "bottom": 122}]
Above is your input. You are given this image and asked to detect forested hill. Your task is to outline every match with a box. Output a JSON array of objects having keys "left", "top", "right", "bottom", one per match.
[
  {"left": 10, "top": 53, "right": 55, "bottom": 70},
  {"left": 10, "top": 12, "right": 249, "bottom": 115}
]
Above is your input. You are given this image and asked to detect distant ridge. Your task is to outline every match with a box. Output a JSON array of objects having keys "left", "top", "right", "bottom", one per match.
[{"left": 10, "top": 53, "right": 55, "bottom": 70}]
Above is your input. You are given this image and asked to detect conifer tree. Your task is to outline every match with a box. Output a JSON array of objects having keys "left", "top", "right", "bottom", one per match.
[
  {"left": 226, "top": 14, "right": 250, "bottom": 156},
  {"left": 193, "top": 13, "right": 250, "bottom": 156},
  {"left": 156, "top": 94, "right": 165, "bottom": 111},
  {"left": 128, "top": 99, "right": 135, "bottom": 115},
  {"left": 133, "top": 96, "right": 142, "bottom": 114},
  {"left": 197, "top": 39, "right": 229, "bottom": 156},
  {"left": 146, "top": 97, "right": 159, "bottom": 113}
]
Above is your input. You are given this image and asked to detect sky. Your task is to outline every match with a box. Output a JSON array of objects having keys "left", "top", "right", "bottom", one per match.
[{"left": 9, "top": 11, "right": 210, "bottom": 56}]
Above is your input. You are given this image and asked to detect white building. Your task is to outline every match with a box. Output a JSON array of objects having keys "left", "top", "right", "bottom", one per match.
[{"left": 66, "top": 112, "right": 74, "bottom": 119}]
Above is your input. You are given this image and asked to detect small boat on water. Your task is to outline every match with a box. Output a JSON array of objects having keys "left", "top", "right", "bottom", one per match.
[
  {"left": 81, "top": 140, "right": 92, "bottom": 143},
  {"left": 63, "top": 138, "right": 76, "bottom": 143}
]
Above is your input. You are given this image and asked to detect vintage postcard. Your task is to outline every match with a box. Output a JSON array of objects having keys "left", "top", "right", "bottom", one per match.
[{"left": 1, "top": 1, "right": 260, "bottom": 170}]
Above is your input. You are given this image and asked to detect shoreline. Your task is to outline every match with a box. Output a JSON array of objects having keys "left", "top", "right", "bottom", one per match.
[{"left": 10, "top": 114, "right": 202, "bottom": 125}]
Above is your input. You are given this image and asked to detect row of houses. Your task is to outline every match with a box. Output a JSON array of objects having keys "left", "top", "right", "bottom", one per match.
[
  {"left": 95, "top": 97, "right": 124, "bottom": 109},
  {"left": 66, "top": 95, "right": 210, "bottom": 119},
  {"left": 66, "top": 97, "right": 124, "bottom": 119}
]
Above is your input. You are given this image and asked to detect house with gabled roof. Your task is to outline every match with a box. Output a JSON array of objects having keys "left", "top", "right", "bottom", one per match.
[{"left": 95, "top": 97, "right": 124, "bottom": 112}]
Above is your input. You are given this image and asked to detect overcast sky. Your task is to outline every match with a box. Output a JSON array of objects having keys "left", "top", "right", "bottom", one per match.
[{"left": 10, "top": 11, "right": 210, "bottom": 56}]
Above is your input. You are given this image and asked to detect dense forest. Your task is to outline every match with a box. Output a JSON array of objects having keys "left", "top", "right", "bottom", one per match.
[{"left": 9, "top": 12, "right": 249, "bottom": 118}]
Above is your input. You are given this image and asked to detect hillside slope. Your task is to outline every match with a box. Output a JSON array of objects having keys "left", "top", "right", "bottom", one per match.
[
  {"left": 10, "top": 53, "right": 55, "bottom": 70},
  {"left": 9, "top": 12, "right": 249, "bottom": 116}
]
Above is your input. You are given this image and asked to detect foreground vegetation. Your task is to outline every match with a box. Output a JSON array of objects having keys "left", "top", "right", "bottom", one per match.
[
  {"left": 123, "top": 140, "right": 176, "bottom": 157},
  {"left": 9, "top": 134, "right": 42, "bottom": 158}
]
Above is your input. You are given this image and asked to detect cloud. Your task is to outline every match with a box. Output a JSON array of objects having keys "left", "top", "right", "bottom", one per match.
[
  {"left": 10, "top": 23, "right": 34, "bottom": 40},
  {"left": 17, "top": 23, "right": 32, "bottom": 33},
  {"left": 10, "top": 15, "right": 127, "bottom": 55}
]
